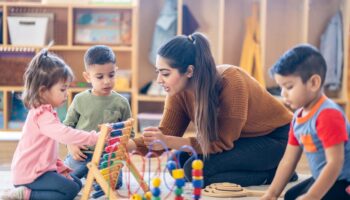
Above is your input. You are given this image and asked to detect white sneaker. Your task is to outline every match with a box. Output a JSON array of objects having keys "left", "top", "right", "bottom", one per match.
[{"left": 1, "top": 186, "right": 30, "bottom": 200}]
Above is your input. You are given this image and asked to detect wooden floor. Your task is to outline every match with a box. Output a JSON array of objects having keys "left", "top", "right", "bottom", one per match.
[{"left": 0, "top": 140, "right": 311, "bottom": 174}]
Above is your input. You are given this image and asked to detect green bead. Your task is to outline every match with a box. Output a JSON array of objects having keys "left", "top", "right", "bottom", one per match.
[
  {"left": 151, "top": 197, "right": 161, "bottom": 200},
  {"left": 174, "top": 187, "right": 183, "bottom": 195}
]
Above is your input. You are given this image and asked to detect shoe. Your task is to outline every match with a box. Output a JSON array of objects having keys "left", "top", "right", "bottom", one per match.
[{"left": 1, "top": 186, "right": 30, "bottom": 200}]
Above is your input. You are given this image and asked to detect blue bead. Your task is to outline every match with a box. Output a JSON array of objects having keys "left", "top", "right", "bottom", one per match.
[
  {"left": 110, "top": 129, "right": 122, "bottom": 137},
  {"left": 192, "top": 179, "right": 203, "bottom": 188},
  {"left": 166, "top": 160, "right": 177, "bottom": 171},
  {"left": 92, "top": 190, "right": 104, "bottom": 198},
  {"left": 151, "top": 187, "right": 161, "bottom": 196},
  {"left": 112, "top": 122, "right": 125, "bottom": 129},
  {"left": 175, "top": 178, "right": 185, "bottom": 187}
]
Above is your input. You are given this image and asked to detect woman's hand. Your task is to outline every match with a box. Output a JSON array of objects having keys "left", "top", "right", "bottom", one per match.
[{"left": 142, "top": 127, "right": 166, "bottom": 150}]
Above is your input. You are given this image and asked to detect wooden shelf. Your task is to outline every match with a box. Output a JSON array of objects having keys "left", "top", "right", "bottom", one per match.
[
  {"left": 0, "top": 1, "right": 139, "bottom": 132},
  {"left": 2, "top": 2, "right": 136, "bottom": 9},
  {"left": 137, "top": 95, "right": 165, "bottom": 102},
  {"left": 0, "top": 86, "right": 24, "bottom": 92},
  {"left": 0, "top": 45, "right": 133, "bottom": 52}
]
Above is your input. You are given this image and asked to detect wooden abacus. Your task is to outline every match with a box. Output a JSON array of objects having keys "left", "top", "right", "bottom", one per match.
[{"left": 81, "top": 119, "right": 149, "bottom": 200}]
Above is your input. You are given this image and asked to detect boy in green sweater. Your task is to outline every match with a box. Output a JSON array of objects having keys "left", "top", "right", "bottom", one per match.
[{"left": 64, "top": 45, "right": 133, "bottom": 188}]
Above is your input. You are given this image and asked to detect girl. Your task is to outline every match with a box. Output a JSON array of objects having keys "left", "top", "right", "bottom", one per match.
[
  {"left": 2, "top": 49, "right": 99, "bottom": 200},
  {"left": 130, "top": 32, "right": 297, "bottom": 187}
]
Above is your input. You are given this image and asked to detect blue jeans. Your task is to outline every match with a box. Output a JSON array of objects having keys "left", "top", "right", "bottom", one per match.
[
  {"left": 17, "top": 171, "right": 81, "bottom": 200},
  {"left": 64, "top": 153, "right": 123, "bottom": 189},
  {"left": 171, "top": 124, "right": 292, "bottom": 187},
  {"left": 285, "top": 177, "right": 350, "bottom": 200}
]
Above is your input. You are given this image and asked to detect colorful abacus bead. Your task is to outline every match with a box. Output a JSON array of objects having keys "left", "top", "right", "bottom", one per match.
[
  {"left": 192, "top": 160, "right": 203, "bottom": 170},
  {"left": 151, "top": 177, "right": 161, "bottom": 199},
  {"left": 166, "top": 160, "right": 177, "bottom": 172},
  {"left": 192, "top": 159, "right": 203, "bottom": 200},
  {"left": 131, "top": 194, "right": 142, "bottom": 200},
  {"left": 144, "top": 191, "right": 152, "bottom": 200}
]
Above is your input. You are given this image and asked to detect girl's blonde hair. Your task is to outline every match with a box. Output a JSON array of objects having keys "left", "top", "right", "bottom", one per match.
[{"left": 22, "top": 49, "right": 74, "bottom": 109}]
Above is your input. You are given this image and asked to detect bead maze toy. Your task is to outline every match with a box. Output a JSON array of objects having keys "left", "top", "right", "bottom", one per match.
[
  {"left": 81, "top": 119, "right": 149, "bottom": 200},
  {"left": 134, "top": 142, "right": 204, "bottom": 200}
]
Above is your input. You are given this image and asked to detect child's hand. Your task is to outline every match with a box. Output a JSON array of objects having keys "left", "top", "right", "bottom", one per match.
[
  {"left": 126, "top": 139, "right": 136, "bottom": 152},
  {"left": 143, "top": 127, "right": 166, "bottom": 150},
  {"left": 67, "top": 144, "right": 88, "bottom": 161},
  {"left": 61, "top": 169, "right": 73, "bottom": 181}
]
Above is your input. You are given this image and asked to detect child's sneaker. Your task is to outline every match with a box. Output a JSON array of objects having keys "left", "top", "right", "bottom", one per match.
[{"left": 1, "top": 186, "right": 31, "bottom": 200}]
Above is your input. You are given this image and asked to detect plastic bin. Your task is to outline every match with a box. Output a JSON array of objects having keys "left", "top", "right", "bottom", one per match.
[{"left": 8, "top": 16, "right": 49, "bottom": 46}]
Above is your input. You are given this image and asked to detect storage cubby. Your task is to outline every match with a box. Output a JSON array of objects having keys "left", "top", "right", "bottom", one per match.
[
  {"left": 0, "top": 0, "right": 349, "bottom": 132},
  {"left": 135, "top": 0, "right": 350, "bottom": 132},
  {"left": 0, "top": 1, "right": 139, "bottom": 131}
]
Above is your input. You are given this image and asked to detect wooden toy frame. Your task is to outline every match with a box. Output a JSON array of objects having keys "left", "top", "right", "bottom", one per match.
[{"left": 81, "top": 119, "right": 149, "bottom": 200}]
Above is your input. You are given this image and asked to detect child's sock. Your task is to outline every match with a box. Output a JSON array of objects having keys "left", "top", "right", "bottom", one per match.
[{"left": 1, "top": 186, "right": 31, "bottom": 200}]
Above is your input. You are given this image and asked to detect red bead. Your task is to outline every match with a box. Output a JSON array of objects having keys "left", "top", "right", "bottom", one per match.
[
  {"left": 193, "top": 188, "right": 201, "bottom": 195},
  {"left": 192, "top": 169, "right": 202, "bottom": 177},
  {"left": 175, "top": 196, "right": 184, "bottom": 200}
]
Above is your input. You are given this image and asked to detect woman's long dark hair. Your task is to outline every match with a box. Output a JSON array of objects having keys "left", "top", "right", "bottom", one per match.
[{"left": 157, "top": 32, "right": 221, "bottom": 156}]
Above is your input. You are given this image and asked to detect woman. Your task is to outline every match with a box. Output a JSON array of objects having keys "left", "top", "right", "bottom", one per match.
[{"left": 131, "top": 32, "right": 296, "bottom": 187}]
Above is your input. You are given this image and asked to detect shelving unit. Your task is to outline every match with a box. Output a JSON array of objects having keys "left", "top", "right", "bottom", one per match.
[
  {"left": 1, "top": 0, "right": 349, "bottom": 132},
  {"left": 135, "top": 0, "right": 350, "bottom": 129},
  {"left": 0, "top": 1, "right": 139, "bottom": 131}
]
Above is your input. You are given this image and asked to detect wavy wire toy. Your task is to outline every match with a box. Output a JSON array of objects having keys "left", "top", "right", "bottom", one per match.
[
  {"left": 80, "top": 118, "right": 204, "bottom": 200},
  {"left": 131, "top": 140, "right": 204, "bottom": 200}
]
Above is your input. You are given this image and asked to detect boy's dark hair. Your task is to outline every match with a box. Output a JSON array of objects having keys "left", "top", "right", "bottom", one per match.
[
  {"left": 270, "top": 44, "right": 327, "bottom": 85},
  {"left": 84, "top": 45, "right": 116, "bottom": 69}
]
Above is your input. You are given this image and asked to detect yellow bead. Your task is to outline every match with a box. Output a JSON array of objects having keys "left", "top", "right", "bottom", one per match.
[
  {"left": 192, "top": 176, "right": 203, "bottom": 180},
  {"left": 192, "top": 160, "right": 203, "bottom": 170},
  {"left": 152, "top": 177, "right": 161, "bottom": 187},
  {"left": 172, "top": 169, "right": 184, "bottom": 179},
  {"left": 144, "top": 191, "right": 152, "bottom": 200},
  {"left": 130, "top": 194, "right": 142, "bottom": 200}
]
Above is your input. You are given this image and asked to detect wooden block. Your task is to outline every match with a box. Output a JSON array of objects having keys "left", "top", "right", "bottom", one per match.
[{"left": 202, "top": 182, "right": 267, "bottom": 198}]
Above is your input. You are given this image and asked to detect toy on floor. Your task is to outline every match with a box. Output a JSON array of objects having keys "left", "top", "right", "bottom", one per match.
[
  {"left": 81, "top": 119, "right": 149, "bottom": 200},
  {"left": 202, "top": 182, "right": 271, "bottom": 198},
  {"left": 130, "top": 141, "right": 204, "bottom": 200}
]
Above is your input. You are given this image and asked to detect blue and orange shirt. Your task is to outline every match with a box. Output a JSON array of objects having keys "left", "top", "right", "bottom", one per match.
[{"left": 288, "top": 95, "right": 350, "bottom": 181}]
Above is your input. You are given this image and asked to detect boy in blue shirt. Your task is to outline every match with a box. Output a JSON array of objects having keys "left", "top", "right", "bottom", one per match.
[
  {"left": 64, "top": 45, "right": 133, "bottom": 189},
  {"left": 261, "top": 44, "right": 350, "bottom": 200}
]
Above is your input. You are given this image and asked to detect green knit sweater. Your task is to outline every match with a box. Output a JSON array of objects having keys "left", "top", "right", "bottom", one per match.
[{"left": 64, "top": 89, "right": 133, "bottom": 151}]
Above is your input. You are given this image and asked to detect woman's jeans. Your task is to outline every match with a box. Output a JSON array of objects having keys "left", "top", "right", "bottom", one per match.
[{"left": 172, "top": 123, "right": 291, "bottom": 187}]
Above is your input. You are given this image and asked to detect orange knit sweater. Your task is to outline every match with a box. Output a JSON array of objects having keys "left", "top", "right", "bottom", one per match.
[{"left": 133, "top": 65, "right": 292, "bottom": 154}]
